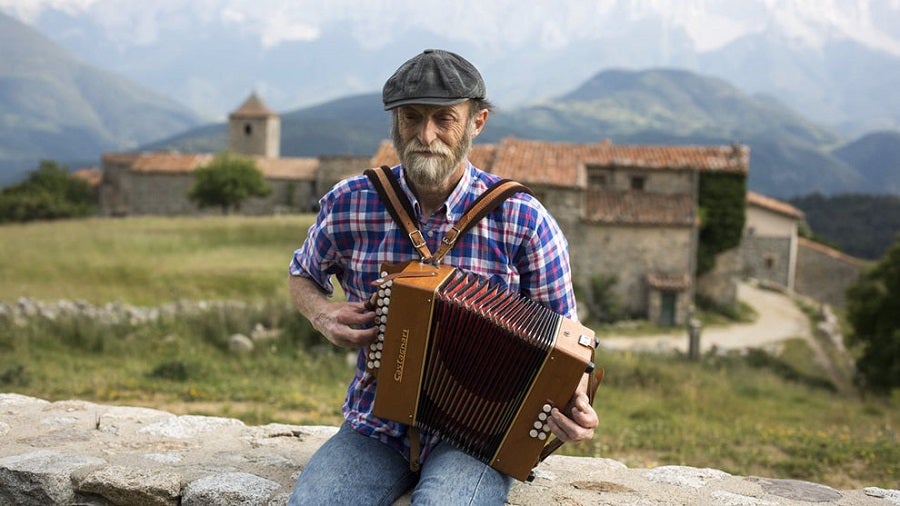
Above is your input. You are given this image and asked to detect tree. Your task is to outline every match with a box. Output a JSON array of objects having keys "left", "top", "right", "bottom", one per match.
[
  {"left": 845, "top": 236, "right": 900, "bottom": 393},
  {"left": 0, "top": 160, "right": 95, "bottom": 223},
  {"left": 187, "top": 153, "right": 271, "bottom": 214}
]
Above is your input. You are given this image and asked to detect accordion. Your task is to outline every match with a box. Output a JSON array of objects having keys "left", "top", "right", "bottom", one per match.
[{"left": 365, "top": 260, "right": 598, "bottom": 481}]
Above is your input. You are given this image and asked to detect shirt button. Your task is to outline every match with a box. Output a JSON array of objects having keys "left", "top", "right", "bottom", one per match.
[{"left": 427, "top": 231, "right": 435, "bottom": 237}]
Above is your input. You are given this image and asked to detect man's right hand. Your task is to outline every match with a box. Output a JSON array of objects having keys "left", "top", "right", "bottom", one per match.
[
  {"left": 311, "top": 300, "right": 378, "bottom": 348},
  {"left": 289, "top": 275, "right": 377, "bottom": 348}
]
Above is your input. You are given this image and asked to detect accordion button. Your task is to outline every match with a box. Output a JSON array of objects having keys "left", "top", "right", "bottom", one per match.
[
  {"left": 538, "top": 432, "right": 547, "bottom": 441},
  {"left": 367, "top": 361, "right": 375, "bottom": 369},
  {"left": 533, "top": 421, "right": 542, "bottom": 430},
  {"left": 376, "top": 342, "right": 383, "bottom": 350},
  {"left": 377, "top": 334, "right": 385, "bottom": 342},
  {"left": 375, "top": 351, "right": 382, "bottom": 359},
  {"left": 542, "top": 404, "right": 552, "bottom": 413},
  {"left": 529, "top": 429, "right": 538, "bottom": 438},
  {"left": 542, "top": 424, "right": 551, "bottom": 432},
  {"left": 538, "top": 413, "right": 547, "bottom": 421},
  {"left": 383, "top": 297, "right": 391, "bottom": 306},
  {"left": 379, "top": 324, "right": 386, "bottom": 332},
  {"left": 369, "top": 343, "right": 377, "bottom": 351},
  {"left": 384, "top": 288, "right": 392, "bottom": 296},
  {"left": 381, "top": 271, "right": 388, "bottom": 278},
  {"left": 382, "top": 307, "right": 389, "bottom": 315},
  {"left": 374, "top": 360, "right": 381, "bottom": 368}
]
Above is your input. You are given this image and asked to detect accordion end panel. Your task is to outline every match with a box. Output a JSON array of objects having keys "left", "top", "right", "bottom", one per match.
[
  {"left": 490, "top": 317, "right": 596, "bottom": 481},
  {"left": 371, "top": 263, "right": 456, "bottom": 424}
]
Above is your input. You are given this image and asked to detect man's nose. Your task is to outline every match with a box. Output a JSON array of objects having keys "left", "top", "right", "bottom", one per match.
[{"left": 417, "top": 118, "right": 438, "bottom": 146}]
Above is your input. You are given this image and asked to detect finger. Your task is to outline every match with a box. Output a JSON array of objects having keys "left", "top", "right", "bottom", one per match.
[
  {"left": 331, "top": 325, "right": 378, "bottom": 348},
  {"left": 548, "top": 406, "right": 595, "bottom": 442}
]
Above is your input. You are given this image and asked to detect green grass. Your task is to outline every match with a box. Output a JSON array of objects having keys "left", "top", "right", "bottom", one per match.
[
  {"left": 0, "top": 215, "right": 313, "bottom": 305},
  {"left": 0, "top": 216, "right": 897, "bottom": 490}
]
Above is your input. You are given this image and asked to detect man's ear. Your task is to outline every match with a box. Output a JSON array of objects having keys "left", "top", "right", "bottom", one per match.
[{"left": 472, "top": 108, "right": 489, "bottom": 137}]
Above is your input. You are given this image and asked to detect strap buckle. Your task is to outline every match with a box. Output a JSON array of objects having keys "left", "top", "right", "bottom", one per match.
[
  {"left": 408, "top": 230, "right": 427, "bottom": 249},
  {"left": 441, "top": 226, "right": 461, "bottom": 247}
]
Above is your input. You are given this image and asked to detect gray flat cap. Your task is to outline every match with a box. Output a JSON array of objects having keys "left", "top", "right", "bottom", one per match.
[{"left": 382, "top": 49, "right": 486, "bottom": 110}]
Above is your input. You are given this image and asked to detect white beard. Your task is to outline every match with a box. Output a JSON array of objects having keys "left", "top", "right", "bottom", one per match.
[{"left": 393, "top": 121, "right": 474, "bottom": 189}]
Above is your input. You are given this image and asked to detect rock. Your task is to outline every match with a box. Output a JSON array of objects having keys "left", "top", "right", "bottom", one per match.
[
  {"left": 182, "top": 472, "right": 280, "bottom": 506},
  {"left": 72, "top": 465, "right": 182, "bottom": 506},
  {"left": 0, "top": 450, "right": 106, "bottom": 505},
  {"left": 0, "top": 394, "right": 896, "bottom": 506},
  {"left": 229, "top": 333, "right": 255, "bottom": 354}
]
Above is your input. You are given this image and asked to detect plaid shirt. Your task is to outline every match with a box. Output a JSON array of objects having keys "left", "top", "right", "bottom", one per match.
[{"left": 289, "top": 161, "right": 577, "bottom": 464}]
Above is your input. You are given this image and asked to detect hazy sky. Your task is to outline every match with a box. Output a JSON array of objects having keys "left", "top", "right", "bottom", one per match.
[{"left": 2, "top": 0, "right": 899, "bottom": 56}]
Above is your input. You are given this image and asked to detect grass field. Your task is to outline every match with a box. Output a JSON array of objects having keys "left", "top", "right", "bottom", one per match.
[{"left": 0, "top": 216, "right": 897, "bottom": 489}]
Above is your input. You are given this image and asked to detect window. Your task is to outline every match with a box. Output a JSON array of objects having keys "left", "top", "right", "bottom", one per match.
[
  {"left": 244, "top": 123, "right": 253, "bottom": 136},
  {"left": 630, "top": 175, "right": 646, "bottom": 190},
  {"left": 764, "top": 255, "right": 776, "bottom": 269},
  {"left": 586, "top": 165, "right": 611, "bottom": 188}
]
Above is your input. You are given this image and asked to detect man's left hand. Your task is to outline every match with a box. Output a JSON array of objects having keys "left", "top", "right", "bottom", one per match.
[{"left": 546, "top": 374, "right": 598, "bottom": 443}]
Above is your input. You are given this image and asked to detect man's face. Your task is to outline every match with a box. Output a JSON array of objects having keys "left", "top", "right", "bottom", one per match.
[{"left": 392, "top": 102, "right": 486, "bottom": 189}]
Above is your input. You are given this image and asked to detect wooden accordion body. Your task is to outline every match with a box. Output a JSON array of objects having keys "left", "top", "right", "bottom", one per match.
[{"left": 366, "top": 261, "right": 597, "bottom": 481}]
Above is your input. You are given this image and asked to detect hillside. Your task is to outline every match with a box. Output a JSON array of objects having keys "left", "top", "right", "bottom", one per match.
[
  {"left": 832, "top": 131, "right": 900, "bottom": 195},
  {"left": 151, "top": 69, "right": 886, "bottom": 199},
  {"left": 0, "top": 12, "right": 203, "bottom": 185},
  {"left": 790, "top": 193, "right": 900, "bottom": 260},
  {"left": 11, "top": 1, "right": 900, "bottom": 138}
]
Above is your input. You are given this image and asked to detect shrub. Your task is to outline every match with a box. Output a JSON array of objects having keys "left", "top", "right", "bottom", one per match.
[{"left": 0, "top": 160, "right": 95, "bottom": 223}]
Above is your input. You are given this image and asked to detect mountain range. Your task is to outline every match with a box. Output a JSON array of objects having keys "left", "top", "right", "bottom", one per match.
[
  {"left": 7, "top": 0, "right": 900, "bottom": 137},
  {"left": 0, "top": 12, "right": 203, "bottom": 184},
  {"left": 1, "top": 8, "right": 899, "bottom": 199}
]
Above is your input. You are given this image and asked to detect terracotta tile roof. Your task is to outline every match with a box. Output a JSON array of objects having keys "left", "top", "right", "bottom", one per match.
[
  {"left": 101, "top": 153, "right": 141, "bottom": 166},
  {"left": 747, "top": 191, "right": 804, "bottom": 220},
  {"left": 369, "top": 140, "right": 497, "bottom": 171},
  {"left": 254, "top": 157, "right": 319, "bottom": 180},
  {"left": 586, "top": 189, "right": 695, "bottom": 226},
  {"left": 646, "top": 272, "right": 692, "bottom": 290},
  {"left": 131, "top": 153, "right": 214, "bottom": 174},
  {"left": 106, "top": 152, "right": 318, "bottom": 181},
  {"left": 491, "top": 138, "right": 748, "bottom": 187},
  {"left": 370, "top": 137, "right": 747, "bottom": 187},
  {"left": 71, "top": 168, "right": 101, "bottom": 187},
  {"left": 229, "top": 92, "right": 277, "bottom": 118}
]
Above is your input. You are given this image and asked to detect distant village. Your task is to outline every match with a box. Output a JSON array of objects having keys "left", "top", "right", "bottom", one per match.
[{"left": 81, "top": 93, "right": 864, "bottom": 326}]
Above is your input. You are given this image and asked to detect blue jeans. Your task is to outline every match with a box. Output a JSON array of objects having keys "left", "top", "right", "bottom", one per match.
[{"left": 287, "top": 423, "right": 513, "bottom": 505}]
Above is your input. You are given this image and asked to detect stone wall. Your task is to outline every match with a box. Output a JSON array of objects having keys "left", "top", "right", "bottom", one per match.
[
  {"left": 2, "top": 394, "right": 896, "bottom": 506},
  {"left": 741, "top": 236, "right": 793, "bottom": 289},
  {"left": 795, "top": 239, "right": 865, "bottom": 309}
]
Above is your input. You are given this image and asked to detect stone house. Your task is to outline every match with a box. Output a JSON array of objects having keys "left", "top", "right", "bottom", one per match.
[
  {"left": 741, "top": 192, "right": 864, "bottom": 308},
  {"left": 98, "top": 94, "right": 367, "bottom": 216},
  {"left": 742, "top": 191, "right": 804, "bottom": 291},
  {"left": 371, "top": 138, "right": 750, "bottom": 326}
]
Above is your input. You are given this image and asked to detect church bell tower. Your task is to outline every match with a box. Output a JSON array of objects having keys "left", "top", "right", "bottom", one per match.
[{"left": 227, "top": 92, "right": 280, "bottom": 158}]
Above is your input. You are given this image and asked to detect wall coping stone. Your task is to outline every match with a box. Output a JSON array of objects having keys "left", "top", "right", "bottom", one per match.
[{"left": 1, "top": 394, "right": 897, "bottom": 505}]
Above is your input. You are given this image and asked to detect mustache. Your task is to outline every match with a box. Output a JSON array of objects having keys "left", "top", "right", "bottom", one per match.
[{"left": 404, "top": 139, "right": 452, "bottom": 157}]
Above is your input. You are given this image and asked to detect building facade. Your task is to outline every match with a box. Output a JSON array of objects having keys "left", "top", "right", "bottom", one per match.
[{"left": 372, "top": 138, "right": 750, "bottom": 326}]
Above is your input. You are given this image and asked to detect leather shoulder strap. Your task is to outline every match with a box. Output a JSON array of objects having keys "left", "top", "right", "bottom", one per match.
[
  {"left": 364, "top": 166, "right": 432, "bottom": 261},
  {"left": 432, "top": 179, "right": 533, "bottom": 263}
]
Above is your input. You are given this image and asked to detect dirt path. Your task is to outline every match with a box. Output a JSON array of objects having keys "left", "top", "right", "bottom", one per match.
[{"left": 599, "top": 281, "right": 815, "bottom": 355}]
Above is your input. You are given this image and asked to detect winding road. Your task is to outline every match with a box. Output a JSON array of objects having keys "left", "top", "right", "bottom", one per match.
[{"left": 599, "top": 281, "right": 814, "bottom": 354}]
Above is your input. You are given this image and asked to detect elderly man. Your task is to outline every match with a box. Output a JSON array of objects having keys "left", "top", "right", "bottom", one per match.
[{"left": 287, "top": 49, "right": 598, "bottom": 505}]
